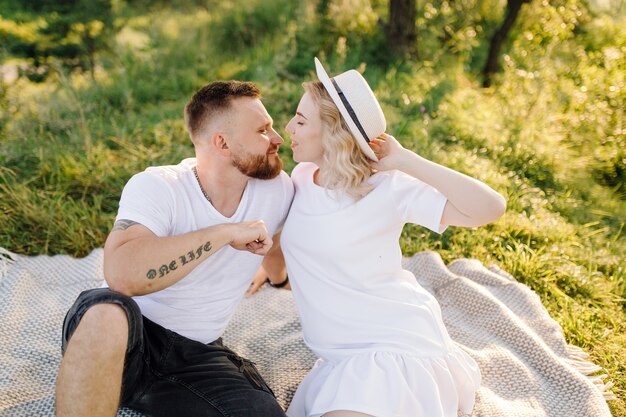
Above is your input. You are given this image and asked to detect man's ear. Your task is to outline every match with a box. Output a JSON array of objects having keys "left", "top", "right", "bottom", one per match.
[{"left": 211, "top": 133, "right": 231, "bottom": 156}]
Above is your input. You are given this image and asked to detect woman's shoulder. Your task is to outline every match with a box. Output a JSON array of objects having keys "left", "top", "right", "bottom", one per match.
[
  {"left": 291, "top": 162, "right": 317, "bottom": 182},
  {"left": 368, "top": 169, "right": 402, "bottom": 188},
  {"left": 292, "top": 162, "right": 317, "bottom": 174},
  {"left": 370, "top": 169, "right": 426, "bottom": 188}
]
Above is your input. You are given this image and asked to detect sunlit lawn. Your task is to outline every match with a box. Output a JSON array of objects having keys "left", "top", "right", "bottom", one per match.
[{"left": 1, "top": 1, "right": 624, "bottom": 414}]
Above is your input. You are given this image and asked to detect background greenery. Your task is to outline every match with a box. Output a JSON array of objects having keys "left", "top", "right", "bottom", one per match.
[{"left": 1, "top": 0, "right": 624, "bottom": 414}]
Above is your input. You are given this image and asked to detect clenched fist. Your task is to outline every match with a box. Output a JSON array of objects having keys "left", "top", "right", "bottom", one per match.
[{"left": 227, "top": 220, "right": 273, "bottom": 255}]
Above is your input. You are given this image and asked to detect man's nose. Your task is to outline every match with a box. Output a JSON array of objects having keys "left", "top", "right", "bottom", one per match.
[{"left": 271, "top": 129, "right": 284, "bottom": 144}]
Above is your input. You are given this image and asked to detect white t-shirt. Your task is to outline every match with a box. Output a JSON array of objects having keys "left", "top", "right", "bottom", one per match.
[{"left": 111, "top": 158, "right": 294, "bottom": 343}]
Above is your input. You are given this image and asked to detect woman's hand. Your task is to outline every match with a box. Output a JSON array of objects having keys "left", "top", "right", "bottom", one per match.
[
  {"left": 369, "top": 133, "right": 409, "bottom": 171},
  {"left": 246, "top": 265, "right": 270, "bottom": 297}
]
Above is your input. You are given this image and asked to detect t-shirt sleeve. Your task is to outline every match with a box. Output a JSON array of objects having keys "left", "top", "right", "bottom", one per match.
[
  {"left": 115, "top": 172, "right": 175, "bottom": 237},
  {"left": 390, "top": 170, "right": 448, "bottom": 234}
]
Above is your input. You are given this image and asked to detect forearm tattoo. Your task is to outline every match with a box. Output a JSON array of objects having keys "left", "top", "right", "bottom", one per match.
[
  {"left": 111, "top": 219, "right": 140, "bottom": 232},
  {"left": 146, "top": 241, "right": 213, "bottom": 280}
]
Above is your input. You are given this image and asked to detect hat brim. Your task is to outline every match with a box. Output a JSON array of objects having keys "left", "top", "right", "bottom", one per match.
[{"left": 314, "top": 58, "right": 378, "bottom": 161}]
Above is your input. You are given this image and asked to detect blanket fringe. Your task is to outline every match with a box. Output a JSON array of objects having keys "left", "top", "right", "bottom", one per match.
[
  {"left": 0, "top": 247, "right": 17, "bottom": 281},
  {"left": 566, "top": 344, "right": 616, "bottom": 401}
]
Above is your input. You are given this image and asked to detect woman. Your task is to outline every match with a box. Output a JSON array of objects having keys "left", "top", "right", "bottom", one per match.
[{"left": 279, "top": 58, "right": 506, "bottom": 417}]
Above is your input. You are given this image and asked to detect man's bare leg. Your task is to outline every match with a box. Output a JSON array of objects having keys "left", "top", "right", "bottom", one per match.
[{"left": 55, "top": 304, "right": 128, "bottom": 417}]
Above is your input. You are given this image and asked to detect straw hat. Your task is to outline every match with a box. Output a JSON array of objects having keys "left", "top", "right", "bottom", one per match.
[{"left": 314, "top": 57, "right": 386, "bottom": 161}]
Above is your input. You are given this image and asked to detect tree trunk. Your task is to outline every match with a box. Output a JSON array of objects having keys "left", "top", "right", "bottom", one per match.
[
  {"left": 387, "top": 0, "right": 417, "bottom": 56},
  {"left": 482, "top": 0, "right": 531, "bottom": 87}
]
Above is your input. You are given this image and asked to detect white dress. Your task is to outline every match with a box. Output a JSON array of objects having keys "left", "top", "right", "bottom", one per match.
[{"left": 281, "top": 162, "right": 480, "bottom": 417}]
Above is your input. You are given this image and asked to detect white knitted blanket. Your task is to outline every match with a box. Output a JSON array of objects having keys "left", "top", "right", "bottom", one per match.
[{"left": 0, "top": 248, "right": 613, "bottom": 417}]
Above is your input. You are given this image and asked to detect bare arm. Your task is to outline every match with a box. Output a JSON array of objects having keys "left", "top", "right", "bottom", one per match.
[
  {"left": 246, "top": 232, "right": 289, "bottom": 296},
  {"left": 103, "top": 219, "right": 273, "bottom": 296},
  {"left": 261, "top": 232, "right": 287, "bottom": 284},
  {"left": 370, "top": 134, "right": 506, "bottom": 227}
]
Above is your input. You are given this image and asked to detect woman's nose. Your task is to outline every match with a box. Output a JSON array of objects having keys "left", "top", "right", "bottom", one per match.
[{"left": 285, "top": 118, "right": 295, "bottom": 135}]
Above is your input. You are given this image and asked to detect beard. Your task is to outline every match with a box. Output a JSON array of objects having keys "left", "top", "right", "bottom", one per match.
[{"left": 231, "top": 147, "right": 283, "bottom": 180}]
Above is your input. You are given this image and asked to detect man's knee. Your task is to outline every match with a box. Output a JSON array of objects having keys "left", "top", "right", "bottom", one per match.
[
  {"left": 68, "top": 303, "right": 129, "bottom": 350},
  {"left": 56, "top": 303, "right": 130, "bottom": 416}
]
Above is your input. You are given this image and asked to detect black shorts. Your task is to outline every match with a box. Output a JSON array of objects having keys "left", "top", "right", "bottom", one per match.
[{"left": 62, "top": 288, "right": 285, "bottom": 417}]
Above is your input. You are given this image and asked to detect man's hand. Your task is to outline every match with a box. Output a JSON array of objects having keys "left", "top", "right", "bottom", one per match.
[{"left": 228, "top": 220, "right": 273, "bottom": 255}]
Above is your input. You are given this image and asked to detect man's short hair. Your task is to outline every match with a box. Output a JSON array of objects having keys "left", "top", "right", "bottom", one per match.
[{"left": 184, "top": 81, "right": 261, "bottom": 140}]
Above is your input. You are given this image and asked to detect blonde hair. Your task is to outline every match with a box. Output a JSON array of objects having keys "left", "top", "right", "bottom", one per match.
[{"left": 304, "top": 81, "right": 375, "bottom": 198}]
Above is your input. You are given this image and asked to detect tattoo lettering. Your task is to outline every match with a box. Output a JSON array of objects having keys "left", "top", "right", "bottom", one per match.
[
  {"left": 111, "top": 219, "right": 140, "bottom": 232},
  {"left": 144, "top": 240, "right": 212, "bottom": 280}
]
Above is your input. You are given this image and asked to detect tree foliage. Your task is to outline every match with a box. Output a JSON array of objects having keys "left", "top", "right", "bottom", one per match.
[{"left": 0, "top": 0, "right": 113, "bottom": 81}]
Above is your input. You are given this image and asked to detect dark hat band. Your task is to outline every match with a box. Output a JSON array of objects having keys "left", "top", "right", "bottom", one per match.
[{"left": 331, "top": 78, "right": 370, "bottom": 143}]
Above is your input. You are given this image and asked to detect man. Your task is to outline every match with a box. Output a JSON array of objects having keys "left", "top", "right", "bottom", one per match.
[{"left": 55, "top": 81, "right": 293, "bottom": 417}]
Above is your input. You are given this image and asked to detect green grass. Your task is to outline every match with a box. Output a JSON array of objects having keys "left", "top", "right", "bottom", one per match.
[{"left": 1, "top": 0, "right": 625, "bottom": 414}]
